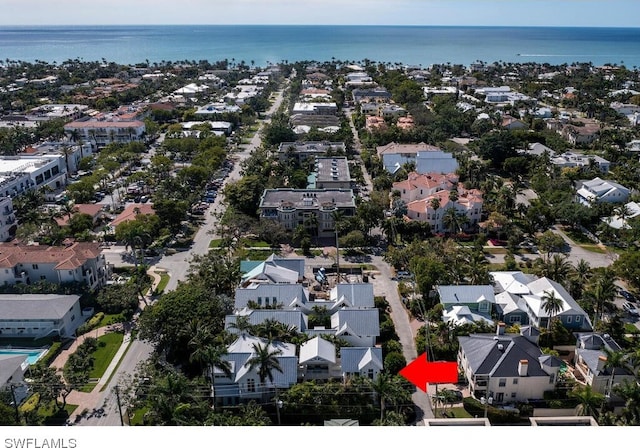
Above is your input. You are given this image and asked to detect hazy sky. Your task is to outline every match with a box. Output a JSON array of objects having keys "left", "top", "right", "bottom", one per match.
[{"left": 2, "top": 0, "right": 640, "bottom": 27}]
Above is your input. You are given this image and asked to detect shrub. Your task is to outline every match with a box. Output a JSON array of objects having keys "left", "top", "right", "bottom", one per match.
[
  {"left": 76, "top": 312, "right": 104, "bottom": 336},
  {"left": 384, "top": 351, "right": 407, "bottom": 375},
  {"left": 35, "top": 342, "right": 62, "bottom": 368}
]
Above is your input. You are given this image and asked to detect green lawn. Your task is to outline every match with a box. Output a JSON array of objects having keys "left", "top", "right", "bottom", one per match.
[
  {"left": 155, "top": 273, "right": 170, "bottom": 295},
  {"left": 625, "top": 323, "right": 640, "bottom": 334},
  {"left": 128, "top": 406, "right": 150, "bottom": 426},
  {"left": 88, "top": 332, "right": 124, "bottom": 380},
  {"left": 36, "top": 402, "right": 78, "bottom": 425},
  {"left": 209, "top": 239, "right": 223, "bottom": 248},
  {"left": 442, "top": 407, "right": 474, "bottom": 419},
  {"left": 239, "top": 238, "right": 271, "bottom": 248},
  {"left": 97, "top": 313, "right": 124, "bottom": 328}
]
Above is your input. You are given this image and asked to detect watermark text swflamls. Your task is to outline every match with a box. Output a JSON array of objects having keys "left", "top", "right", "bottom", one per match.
[{"left": 5, "top": 439, "right": 77, "bottom": 448}]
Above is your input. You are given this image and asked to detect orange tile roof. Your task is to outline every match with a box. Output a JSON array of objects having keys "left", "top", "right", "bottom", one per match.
[
  {"left": 111, "top": 204, "right": 155, "bottom": 227},
  {"left": 0, "top": 241, "right": 102, "bottom": 270},
  {"left": 55, "top": 204, "right": 104, "bottom": 227}
]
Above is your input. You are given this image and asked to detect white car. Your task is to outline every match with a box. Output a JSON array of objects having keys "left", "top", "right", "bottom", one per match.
[{"left": 623, "top": 302, "right": 639, "bottom": 316}]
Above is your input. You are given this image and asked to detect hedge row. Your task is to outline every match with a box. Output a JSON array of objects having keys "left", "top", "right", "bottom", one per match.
[{"left": 76, "top": 312, "right": 104, "bottom": 336}]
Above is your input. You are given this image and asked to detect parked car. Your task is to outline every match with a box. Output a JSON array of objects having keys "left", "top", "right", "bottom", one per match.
[
  {"left": 620, "top": 290, "right": 637, "bottom": 303},
  {"left": 140, "top": 196, "right": 149, "bottom": 203},
  {"left": 622, "top": 301, "right": 639, "bottom": 316}
]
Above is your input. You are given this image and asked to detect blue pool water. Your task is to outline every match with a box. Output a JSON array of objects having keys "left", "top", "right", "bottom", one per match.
[{"left": 0, "top": 348, "right": 47, "bottom": 365}]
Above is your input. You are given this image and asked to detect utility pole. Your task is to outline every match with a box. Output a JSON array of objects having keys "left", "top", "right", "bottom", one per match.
[
  {"left": 9, "top": 384, "right": 20, "bottom": 424},
  {"left": 115, "top": 385, "right": 125, "bottom": 426}
]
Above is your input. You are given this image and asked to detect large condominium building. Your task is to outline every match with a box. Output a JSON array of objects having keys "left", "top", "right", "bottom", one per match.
[
  {"left": 0, "top": 241, "right": 108, "bottom": 291},
  {"left": 259, "top": 189, "right": 356, "bottom": 237}
]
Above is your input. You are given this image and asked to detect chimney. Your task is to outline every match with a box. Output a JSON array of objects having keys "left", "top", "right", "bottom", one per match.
[
  {"left": 597, "top": 355, "right": 607, "bottom": 372},
  {"left": 518, "top": 360, "right": 529, "bottom": 377},
  {"left": 496, "top": 322, "right": 506, "bottom": 336}
]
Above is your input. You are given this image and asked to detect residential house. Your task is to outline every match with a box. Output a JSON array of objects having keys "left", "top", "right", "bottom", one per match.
[
  {"left": 396, "top": 116, "right": 415, "bottom": 131},
  {"left": 491, "top": 271, "right": 538, "bottom": 326},
  {"left": 546, "top": 118, "right": 599, "bottom": 145},
  {"left": 458, "top": 325, "right": 563, "bottom": 403},
  {"left": 110, "top": 204, "right": 155, "bottom": 228},
  {"left": 472, "top": 86, "right": 534, "bottom": 106},
  {"left": 490, "top": 272, "right": 592, "bottom": 331},
  {"left": 551, "top": 152, "right": 610, "bottom": 173},
  {"left": 240, "top": 254, "right": 306, "bottom": 286},
  {"left": 576, "top": 177, "right": 630, "bottom": 206},
  {"left": 0, "top": 294, "right": 83, "bottom": 339},
  {"left": 525, "top": 143, "right": 555, "bottom": 157},
  {"left": 215, "top": 335, "right": 298, "bottom": 406},
  {"left": 436, "top": 285, "right": 495, "bottom": 326},
  {"left": 501, "top": 115, "right": 529, "bottom": 130},
  {"left": 329, "top": 309, "right": 380, "bottom": 347},
  {"left": 55, "top": 203, "right": 105, "bottom": 228},
  {"left": 234, "top": 283, "right": 309, "bottom": 310},
  {"left": 405, "top": 186, "right": 483, "bottom": 233},
  {"left": 258, "top": 189, "right": 356, "bottom": 238},
  {"left": 365, "top": 116, "right": 387, "bottom": 132},
  {"left": 299, "top": 336, "right": 339, "bottom": 381},
  {"left": 610, "top": 102, "right": 640, "bottom": 126},
  {"left": 277, "top": 141, "right": 346, "bottom": 163},
  {"left": 376, "top": 142, "right": 459, "bottom": 174},
  {"left": 0, "top": 241, "right": 108, "bottom": 290},
  {"left": 340, "top": 347, "right": 383, "bottom": 380},
  {"left": 573, "top": 333, "right": 635, "bottom": 395},
  {"left": 193, "top": 103, "right": 242, "bottom": 118},
  {"left": 392, "top": 171, "right": 459, "bottom": 203},
  {"left": 603, "top": 201, "right": 640, "bottom": 229},
  {"left": 225, "top": 309, "right": 308, "bottom": 334}
]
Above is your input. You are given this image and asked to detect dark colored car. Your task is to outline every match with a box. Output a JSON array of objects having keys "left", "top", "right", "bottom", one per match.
[{"left": 620, "top": 290, "right": 637, "bottom": 303}]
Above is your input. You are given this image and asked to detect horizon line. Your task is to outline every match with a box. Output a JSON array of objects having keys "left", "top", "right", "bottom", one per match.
[{"left": 1, "top": 23, "right": 640, "bottom": 29}]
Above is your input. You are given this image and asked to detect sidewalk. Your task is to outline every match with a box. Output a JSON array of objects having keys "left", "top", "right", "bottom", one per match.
[{"left": 55, "top": 265, "right": 164, "bottom": 420}]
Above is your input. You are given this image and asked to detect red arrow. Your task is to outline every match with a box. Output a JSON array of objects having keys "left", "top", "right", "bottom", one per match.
[{"left": 399, "top": 354, "right": 458, "bottom": 393}]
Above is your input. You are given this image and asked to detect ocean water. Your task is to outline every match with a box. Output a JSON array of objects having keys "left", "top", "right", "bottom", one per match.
[{"left": 1, "top": 25, "right": 640, "bottom": 68}]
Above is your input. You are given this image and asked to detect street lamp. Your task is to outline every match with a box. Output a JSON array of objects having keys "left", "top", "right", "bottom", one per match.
[{"left": 480, "top": 395, "right": 493, "bottom": 419}]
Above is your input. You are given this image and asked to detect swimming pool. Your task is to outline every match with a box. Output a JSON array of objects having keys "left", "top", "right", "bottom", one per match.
[{"left": 0, "top": 348, "right": 48, "bottom": 365}]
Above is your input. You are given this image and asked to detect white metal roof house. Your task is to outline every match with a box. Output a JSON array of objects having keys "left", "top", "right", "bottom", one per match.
[
  {"left": 436, "top": 285, "right": 495, "bottom": 326},
  {"left": 340, "top": 347, "right": 383, "bottom": 380},
  {"left": 298, "top": 336, "right": 339, "bottom": 381},
  {"left": 214, "top": 335, "right": 298, "bottom": 406},
  {"left": 576, "top": 177, "right": 630, "bottom": 206}
]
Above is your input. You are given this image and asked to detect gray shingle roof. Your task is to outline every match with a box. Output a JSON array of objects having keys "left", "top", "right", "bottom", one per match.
[
  {"left": 0, "top": 294, "right": 80, "bottom": 320},
  {"left": 459, "top": 334, "right": 550, "bottom": 378}
]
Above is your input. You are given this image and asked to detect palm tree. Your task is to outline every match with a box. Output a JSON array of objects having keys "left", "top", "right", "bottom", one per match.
[
  {"left": 190, "top": 344, "right": 232, "bottom": 409},
  {"left": 541, "top": 290, "right": 564, "bottom": 330},
  {"left": 569, "top": 385, "right": 604, "bottom": 417},
  {"left": 602, "top": 347, "right": 629, "bottom": 400},
  {"left": 244, "top": 342, "right": 283, "bottom": 388},
  {"left": 244, "top": 341, "right": 284, "bottom": 423},
  {"left": 587, "top": 268, "right": 617, "bottom": 326},
  {"left": 369, "top": 373, "right": 411, "bottom": 421},
  {"left": 228, "top": 315, "right": 254, "bottom": 335}
]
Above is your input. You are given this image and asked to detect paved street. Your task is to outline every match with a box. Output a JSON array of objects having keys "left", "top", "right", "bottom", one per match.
[
  {"left": 74, "top": 87, "right": 288, "bottom": 426},
  {"left": 297, "top": 253, "right": 434, "bottom": 422}
]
